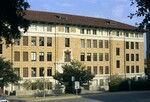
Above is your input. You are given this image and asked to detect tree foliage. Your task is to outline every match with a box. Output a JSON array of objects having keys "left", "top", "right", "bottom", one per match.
[
  {"left": 0, "top": 0, "right": 30, "bottom": 44},
  {"left": 53, "top": 60, "right": 94, "bottom": 93},
  {"left": 0, "top": 57, "right": 21, "bottom": 88},
  {"left": 129, "top": 0, "right": 150, "bottom": 30}
]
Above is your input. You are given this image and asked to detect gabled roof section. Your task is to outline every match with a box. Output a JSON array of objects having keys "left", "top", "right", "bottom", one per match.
[{"left": 24, "top": 10, "right": 138, "bottom": 31}]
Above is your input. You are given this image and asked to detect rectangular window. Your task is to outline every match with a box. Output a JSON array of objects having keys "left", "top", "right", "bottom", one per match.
[
  {"left": 14, "top": 68, "right": 20, "bottom": 77},
  {"left": 64, "top": 51, "right": 71, "bottom": 62},
  {"left": 47, "top": 26, "right": 52, "bottom": 32},
  {"left": 136, "top": 54, "right": 139, "bottom": 61},
  {"left": 105, "top": 53, "right": 109, "bottom": 61},
  {"left": 87, "top": 29, "right": 91, "bottom": 34},
  {"left": 93, "top": 30, "right": 97, "bottom": 35},
  {"left": 31, "top": 36, "right": 36, "bottom": 46},
  {"left": 93, "top": 66, "right": 97, "bottom": 75},
  {"left": 87, "top": 53, "right": 91, "bottom": 61},
  {"left": 39, "top": 37, "right": 44, "bottom": 46},
  {"left": 87, "top": 66, "right": 91, "bottom": 74},
  {"left": 93, "top": 53, "right": 97, "bottom": 61},
  {"left": 116, "top": 60, "right": 120, "bottom": 68},
  {"left": 47, "top": 67, "right": 52, "bottom": 76},
  {"left": 131, "top": 54, "right": 134, "bottom": 61},
  {"left": 47, "top": 52, "right": 52, "bottom": 61},
  {"left": 23, "top": 36, "right": 28, "bottom": 46},
  {"left": 99, "top": 40, "right": 103, "bottom": 48},
  {"left": 116, "top": 48, "right": 120, "bottom": 56},
  {"left": 23, "top": 67, "right": 28, "bottom": 77},
  {"left": 135, "top": 42, "right": 139, "bottom": 49},
  {"left": 105, "top": 40, "right": 109, "bottom": 48},
  {"left": 39, "top": 67, "right": 44, "bottom": 76},
  {"left": 80, "top": 39, "right": 85, "bottom": 48},
  {"left": 65, "top": 27, "right": 69, "bottom": 33},
  {"left": 39, "top": 52, "right": 44, "bottom": 61},
  {"left": 65, "top": 38, "right": 70, "bottom": 47},
  {"left": 80, "top": 28, "right": 84, "bottom": 34},
  {"left": 99, "top": 53, "right": 103, "bottom": 61},
  {"left": 126, "top": 42, "right": 129, "bottom": 49},
  {"left": 31, "top": 52, "right": 36, "bottom": 61},
  {"left": 93, "top": 40, "right": 97, "bottom": 48},
  {"left": 125, "top": 32, "right": 129, "bottom": 37},
  {"left": 116, "top": 31, "right": 119, "bottom": 36},
  {"left": 126, "top": 66, "right": 130, "bottom": 73},
  {"left": 105, "top": 66, "right": 109, "bottom": 74},
  {"left": 80, "top": 53, "right": 85, "bottom": 61},
  {"left": 23, "top": 52, "right": 28, "bottom": 61},
  {"left": 14, "top": 51, "right": 20, "bottom": 61},
  {"left": 131, "top": 66, "right": 134, "bottom": 73},
  {"left": 47, "top": 37, "right": 52, "bottom": 47},
  {"left": 131, "top": 42, "right": 134, "bottom": 49},
  {"left": 126, "top": 54, "right": 129, "bottom": 61},
  {"left": 31, "top": 67, "right": 36, "bottom": 77},
  {"left": 0, "top": 44, "right": 2, "bottom": 54},
  {"left": 99, "top": 66, "right": 103, "bottom": 74},
  {"left": 87, "top": 39, "right": 91, "bottom": 48},
  {"left": 14, "top": 39, "right": 20, "bottom": 46},
  {"left": 136, "top": 66, "right": 139, "bottom": 73}
]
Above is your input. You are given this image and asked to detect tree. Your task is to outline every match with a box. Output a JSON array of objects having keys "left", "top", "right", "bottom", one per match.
[
  {"left": 0, "top": 57, "right": 21, "bottom": 88},
  {"left": 0, "top": 0, "right": 30, "bottom": 44},
  {"left": 53, "top": 60, "right": 95, "bottom": 94},
  {"left": 129, "top": 0, "right": 150, "bottom": 30}
]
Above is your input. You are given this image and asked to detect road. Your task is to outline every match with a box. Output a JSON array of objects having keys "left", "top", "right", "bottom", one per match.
[{"left": 40, "top": 91, "right": 150, "bottom": 102}]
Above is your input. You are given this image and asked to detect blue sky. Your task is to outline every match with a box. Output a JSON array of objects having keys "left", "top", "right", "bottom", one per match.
[{"left": 27, "top": 0, "right": 146, "bottom": 58}]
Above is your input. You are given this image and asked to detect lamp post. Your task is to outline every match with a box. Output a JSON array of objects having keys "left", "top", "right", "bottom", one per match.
[{"left": 71, "top": 76, "right": 75, "bottom": 94}]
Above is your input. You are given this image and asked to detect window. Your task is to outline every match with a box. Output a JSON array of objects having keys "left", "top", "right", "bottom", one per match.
[
  {"left": 100, "top": 79, "right": 104, "bottom": 86},
  {"left": 99, "top": 66, "right": 103, "bottom": 74},
  {"left": 14, "top": 68, "right": 20, "bottom": 77},
  {"left": 87, "top": 53, "right": 91, "bottom": 61},
  {"left": 30, "top": 24, "right": 37, "bottom": 31},
  {"left": 47, "top": 37, "right": 52, "bottom": 46},
  {"left": 105, "top": 66, "right": 109, "bottom": 74},
  {"left": 125, "top": 32, "right": 129, "bottom": 37},
  {"left": 126, "top": 54, "right": 129, "bottom": 61},
  {"left": 105, "top": 53, "right": 109, "bottom": 61},
  {"left": 116, "top": 31, "right": 119, "bottom": 36},
  {"left": 87, "top": 66, "right": 91, "bottom": 74},
  {"left": 126, "top": 66, "right": 130, "bottom": 73},
  {"left": 105, "top": 40, "right": 109, "bottom": 48},
  {"left": 31, "top": 36, "right": 36, "bottom": 46},
  {"left": 136, "top": 66, "right": 139, "bottom": 73},
  {"left": 0, "top": 44, "right": 2, "bottom": 54},
  {"left": 47, "top": 26, "right": 52, "bottom": 32},
  {"left": 31, "top": 67, "right": 36, "bottom": 77},
  {"left": 39, "top": 52, "right": 44, "bottom": 61},
  {"left": 93, "top": 53, "right": 97, "bottom": 61},
  {"left": 136, "top": 54, "right": 139, "bottom": 61},
  {"left": 135, "top": 42, "right": 139, "bottom": 49},
  {"left": 31, "top": 52, "right": 36, "bottom": 61},
  {"left": 116, "top": 60, "right": 120, "bottom": 68},
  {"left": 80, "top": 28, "right": 84, "bottom": 34},
  {"left": 80, "top": 53, "right": 85, "bottom": 61},
  {"left": 65, "top": 38, "right": 70, "bottom": 47},
  {"left": 93, "top": 40, "right": 97, "bottom": 48},
  {"left": 64, "top": 50, "right": 71, "bottom": 62},
  {"left": 99, "top": 40, "right": 103, "bottom": 48},
  {"left": 87, "top": 29, "right": 91, "bottom": 34},
  {"left": 93, "top": 66, "right": 97, "bottom": 75},
  {"left": 99, "top": 53, "right": 103, "bottom": 61},
  {"left": 131, "top": 54, "right": 134, "bottom": 61},
  {"left": 87, "top": 39, "right": 91, "bottom": 48},
  {"left": 116, "top": 48, "right": 120, "bottom": 55},
  {"left": 14, "top": 39, "right": 20, "bottom": 46},
  {"left": 47, "top": 67, "right": 52, "bottom": 76},
  {"left": 80, "top": 39, "right": 85, "bottom": 48},
  {"left": 39, "top": 37, "right": 44, "bottom": 46},
  {"left": 23, "top": 52, "right": 28, "bottom": 61},
  {"left": 47, "top": 52, "right": 52, "bottom": 61},
  {"left": 14, "top": 51, "right": 20, "bottom": 61},
  {"left": 39, "top": 67, "right": 44, "bottom": 76},
  {"left": 93, "top": 30, "right": 97, "bottom": 35},
  {"left": 23, "top": 36, "right": 28, "bottom": 46},
  {"left": 126, "top": 42, "right": 129, "bottom": 49},
  {"left": 23, "top": 67, "right": 28, "bottom": 77},
  {"left": 65, "top": 27, "right": 69, "bottom": 33},
  {"left": 131, "top": 66, "right": 134, "bottom": 73},
  {"left": 131, "top": 42, "right": 134, "bottom": 49}
]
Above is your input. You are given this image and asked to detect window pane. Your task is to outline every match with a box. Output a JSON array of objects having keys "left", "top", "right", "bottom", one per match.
[
  {"left": 105, "top": 66, "right": 109, "bottom": 74},
  {"left": 99, "top": 53, "right": 103, "bottom": 61},
  {"left": 99, "top": 40, "right": 103, "bottom": 48},
  {"left": 99, "top": 66, "right": 103, "bottom": 74},
  {"left": 23, "top": 52, "right": 28, "bottom": 61},
  {"left": 39, "top": 37, "right": 44, "bottom": 46},
  {"left": 116, "top": 60, "right": 120, "bottom": 68},
  {"left": 87, "top": 53, "right": 91, "bottom": 61},
  {"left": 23, "top": 67, "right": 28, "bottom": 77},
  {"left": 47, "top": 67, "right": 52, "bottom": 76},
  {"left": 93, "top": 53, "right": 97, "bottom": 61},
  {"left": 136, "top": 42, "right": 139, "bottom": 49},
  {"left": 105, "top": 53, "right": 109, "bottom": 61},
  {"left": 64, "top": 51, "right": 71, "bottom": 62},
  {"left": 65, "top": 27, "right": 69, "bottom": 33},
  {"left": 31, "top": 37, "right": 36, "bottom": 46},
  {"left": 80, "top": 28, "right": 84, "bottom": 34},
  {"left": 14, "top": 68, "right": 20, "bottom": 77},
  {"left": 93, "top": 40, "right": 97, "bottom": 48},
  {"left": 93, "top": 66, "right": 97, "bottom": 75},
  {"left": 39, "top": 67, "right": 44, "bottom": 76},
  {"left": 23, "top": 36, "right": 28, "bottom": 46},
  {"left": 31, "top": 67, "right": 36, "bottom": 77},
  {"left": 31, "top": 52, "right": 36, "bottom": 61},
  {"left": 87, "top": 39, "right": 91, "bottom": 48},
  {"left": 87, "top": 66, "right": 91, "bottom": 74},
  {"left": 39, "top": 52, "right": 44, "bottom": 61},
  {"left": 116, "top": 48, "right": 120, "bottom": 55},
  {"left": 47, "top": 26, "right": 52, "bottom": 32},
  {"left": 65, "top": 38, "right": 70, "bottom": 47},
  {"left": 131, "top": 42, "right": 134, "bottom": 49},
  {"left": 14, "top": 51, "right": 20, "bottom": 61},
  {"left": 136, "top": 66, "right": 139, "bottom": 73},
  {"left": 14, "top": 39, "right": 20, "bottom": 46},
  {"left": 126, "top": 42, "right": 129, "bottom": 49},
  {"left": 80, "top": 39, "right": 85, "bottom": 48},
  {"left": 131, "top": 54, "right": 134, "bottom": 61},
  {"left": 47, "top": 37, "right": 52, "bottom": 46},
  {"left": 105, "top": 40, "right": 109, "bottom": 48},
  {"left": 80, "top": 53, "right": 85, "bottom": 61},
  {"left": 126, "top": 66, "right": 130, "bottom": 73},
  {"left": 126, "top": 54, "right": 129, "bottom": 61},
  {"left": 47, "top": 52, "right": 52, "bottom": 61},
  {"left": 131, "top": 66, "right": 134, "bottom": 73}
]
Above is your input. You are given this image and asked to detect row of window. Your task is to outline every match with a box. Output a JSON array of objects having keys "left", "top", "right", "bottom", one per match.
[
  {"left": 126, "top": 66, "right": 140, "bottom": 73},
  {"left": 87, "top": 66, "right": 109, "bottom": 75},
  {"left": 14, "top": 67, "right": 52, "bottom": 77},
  {"left": 126, "top": 54, "right": 139, "bottom": 61},
  {"left": 126, "top": 42, "right": 139, "bottom": 49}
]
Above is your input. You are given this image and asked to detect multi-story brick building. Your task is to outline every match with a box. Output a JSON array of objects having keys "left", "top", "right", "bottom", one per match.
[{"left": 0, "top": 10, "right": 145, "bottom": 93}]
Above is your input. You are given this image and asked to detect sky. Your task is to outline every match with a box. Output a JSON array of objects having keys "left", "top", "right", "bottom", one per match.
[{"left": 27, "top": 0, "right": 146, "bottom": 58}]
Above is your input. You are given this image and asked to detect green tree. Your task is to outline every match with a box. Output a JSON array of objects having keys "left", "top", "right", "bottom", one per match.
[
  {"left": 0, "top": 57, "right": 21, "bottom": 88},
  {"left": 129, "top": 0, "right": 150, "bottom": 30},
  {"left": 53, "top": 60, "right": 94, "bottom": 94},
  {"left": 0, "top": 0, "right": 30, "bottom": 44}
]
